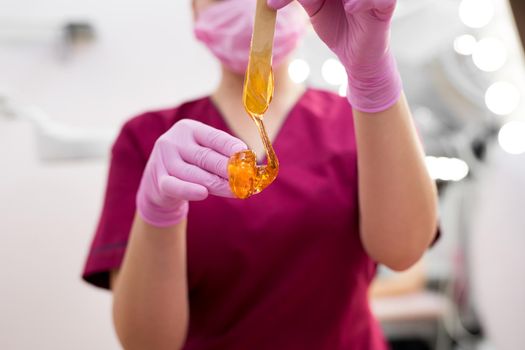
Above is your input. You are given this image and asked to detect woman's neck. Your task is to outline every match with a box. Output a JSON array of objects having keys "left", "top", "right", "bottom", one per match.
[
  {"left": 211, "top": 60, "right": 306, "bottom": 157},
  {"left": 212, "top": 60, "right": 305, "bottom": 115}
]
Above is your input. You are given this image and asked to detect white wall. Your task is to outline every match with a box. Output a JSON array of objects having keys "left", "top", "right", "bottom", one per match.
[
  {"left": 0, "top": 121, "right": 117, "bottom": 349},
  {"left": 469, "top": 147, "right": 525, "bottom": 350},
  {"left": 0, "top": 1, "right": 219, "bottom": 349}
]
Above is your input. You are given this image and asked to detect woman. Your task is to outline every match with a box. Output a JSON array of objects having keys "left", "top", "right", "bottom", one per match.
[{"left": 83, "top": 0, "right": 439, "bottom": 349}]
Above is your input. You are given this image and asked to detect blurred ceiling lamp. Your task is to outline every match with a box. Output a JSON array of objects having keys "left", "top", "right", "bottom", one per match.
[
  {"left": 288, "top": 58, "right": 311, "bottom": 84},
  {"left": 485, "top": 81, "right": 521, "bottom": 116},
  {"left": 459, "top": 0, "right": 495, "bottom": 29},
  {"left": 425, "top": 156, "right": 470, "bottom": 182},
  {"left": 322, "top": 58, "right": 347, "bottom": 86},
  {"left": 454, "top": 34, "right": 477, "bottom": 55},
  {"left": 472, "top": 37, "right": 507, "bottom": 72},
  {"left": 498, "top": 121, "right": 525, "bottom": 155},
  {"left": 0, "top": 19, "right": 95, "bottom": 45}
]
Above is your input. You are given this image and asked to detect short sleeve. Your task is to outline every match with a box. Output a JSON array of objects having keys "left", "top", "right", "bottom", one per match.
[{"left": 82, "top": 121, "right": 147, "bottom": 289}]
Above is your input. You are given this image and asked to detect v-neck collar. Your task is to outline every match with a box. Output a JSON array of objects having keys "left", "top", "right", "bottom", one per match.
[{"left": 207, "top": 88, "right": 310, "bottom": 164}]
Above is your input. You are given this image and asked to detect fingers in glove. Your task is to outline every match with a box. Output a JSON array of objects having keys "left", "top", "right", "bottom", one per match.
[
  {"left": 171, "top": 161, "right": 234, "bottom": 198},
  {"left": 191, "top": 121, "right": 247, "bottom": 157},
  {"left": 267, "top": 0, "right": 294, "bottom": 9},
  {"left": 159, "top": 175, "right": 209, "bottom": 201},
  {"left": 180, "top": 144, "right": 231, "bottom": 179},
  {"left": 344, "top": 0, "right": 396, "bottom": 15}
]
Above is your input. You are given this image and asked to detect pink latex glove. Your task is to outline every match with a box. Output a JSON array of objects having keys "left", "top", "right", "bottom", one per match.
[
  {"left": 136, "top": 119, "right": 247, "bottom": 228},
  {"left": 268, "top": 0, "right": 402, "bottom": 113}
]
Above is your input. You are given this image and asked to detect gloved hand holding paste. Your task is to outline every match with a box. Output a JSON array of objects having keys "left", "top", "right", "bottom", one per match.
[
  {"left": 136, "top": 119, "right": 247, "bottom": 227},
  {"left": 268, "top": 0, "right": 403, "bottom": 113}
]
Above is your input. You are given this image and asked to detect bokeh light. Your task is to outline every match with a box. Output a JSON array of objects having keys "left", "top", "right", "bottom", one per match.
[
  {"left": 288, "top": 58, "right": 310, "bottom": 84},
  {"left": 472, "top": 37, "right": 507, "bottom": 72},
  {"left": 459, "top": 0, "right": 495, "bottom": 29},
  {"left": 322, "top": 58, "right": 347, "bottom": 86},
  {"left": 498, "top": 121, "right": 525, "bottom": 155},
  {"left": 454, "top": 34, "right": 477, "bottom": 55},
  {"left": 338, "top": 84, "right": 347, "bottom": 97},
  {"left": 485, "top": 82, "right": 521, "bottom": 116},
  {"left": 425, "top": 156, "right": 470, "bottom": 182}
]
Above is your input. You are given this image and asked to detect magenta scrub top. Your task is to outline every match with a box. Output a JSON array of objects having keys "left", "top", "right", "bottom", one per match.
[{"left": 83, "top": 88, "right": 388, "bottom": 349}]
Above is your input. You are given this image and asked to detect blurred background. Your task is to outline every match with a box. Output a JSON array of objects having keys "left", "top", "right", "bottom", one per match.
[{"left": 1, "top": 0, "right": 524, "bottom": 349}]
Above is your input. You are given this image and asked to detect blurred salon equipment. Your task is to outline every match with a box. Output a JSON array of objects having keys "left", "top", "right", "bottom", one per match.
[
  {"left": 463, "top": 3, "right": 525, "bottom": 350},
  {"left": 0, "top": 17, "right": 96, "bottom": 59},
  {"left": 0, "top": 91, "right": 116, "bottom": 160},
  {"left": 0, "top": 18, "right": 115, "bottom": 160},
  {"left": 0, "top": 17, "right": 116, "bottom": 161}
]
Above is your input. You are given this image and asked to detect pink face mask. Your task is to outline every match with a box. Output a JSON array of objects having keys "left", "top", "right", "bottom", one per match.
[{"left": 194, "top": 0, "right": 308, "bottom": 74}]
